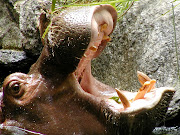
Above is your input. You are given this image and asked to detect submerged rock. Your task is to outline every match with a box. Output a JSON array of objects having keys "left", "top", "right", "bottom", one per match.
[{"left": 152, "top": 126, "right": 180, "bottom": 135}]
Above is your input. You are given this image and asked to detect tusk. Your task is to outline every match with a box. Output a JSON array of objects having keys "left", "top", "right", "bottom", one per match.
[
  {"left": 133, "top": 79, "right": 156, "bottom": 101},
  {"left": 115, "top": 88, "right": 130, "bottom": 109},
  {"left": 137, "top": 71, "right": 151, "bottom": 86},
  {"left": 146, "top": 79, "right": 156, "bottom": 93}
]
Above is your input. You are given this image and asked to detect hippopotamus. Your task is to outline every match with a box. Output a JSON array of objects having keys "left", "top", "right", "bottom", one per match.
[{"left": 0, "top": 4, "right": 175, "bottom": 135}]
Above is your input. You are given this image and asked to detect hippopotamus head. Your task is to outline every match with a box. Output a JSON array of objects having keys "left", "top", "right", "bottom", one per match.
[{"left": 0, "top": 4, "right": 175, "bottom": 135}]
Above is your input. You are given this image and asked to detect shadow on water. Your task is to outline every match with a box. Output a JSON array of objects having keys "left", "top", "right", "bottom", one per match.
[
  {"left": 0, "top": 125, "right": 44, "bottom": 135},
  {"left": 1, "top": 125, "right": 180, "bottom": 135}
]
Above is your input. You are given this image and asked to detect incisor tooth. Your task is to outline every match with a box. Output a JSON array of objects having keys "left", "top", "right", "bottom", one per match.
[
  {"left": 100, "top": 24, "right": 108, "bottom": 32},
  {"left": 115, "top": 88, "right": 130, "bottom": 109},
  {"left": 89, "top": 46, "right": 97, "bottom": 52},
  {"left": 83, "top": 54, "right": 87, "bottom": 58},
  {"left": 103, "top": 35, "right": 111, "bottom": 42}
]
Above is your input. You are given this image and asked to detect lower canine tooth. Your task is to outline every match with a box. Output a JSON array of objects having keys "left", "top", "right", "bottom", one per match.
[
  {"left": 115, "top": 88, "right": 130, "bottom": 109},
  {"left": 133, "top": 79, "right": 156, "bottom": 101},
  {"left": 137, "top": 71, "right": 151, "bottom": 86},
  {"left": 146, "top": 79, "right": 156, "bottom": 92}
]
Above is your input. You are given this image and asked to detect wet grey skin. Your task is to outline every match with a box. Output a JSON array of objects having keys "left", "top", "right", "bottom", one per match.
[{"left": 0, "top": 5, "right": 175, "bottom": 135}]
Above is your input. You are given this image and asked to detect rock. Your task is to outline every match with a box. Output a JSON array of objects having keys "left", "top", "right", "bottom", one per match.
[
  {"left": 0, "top": 0, "right": 51, "bottom": 85},
  {"left": 92, "top": 0, "right": 180, "bottom": 126},
  {"left": 19, "top": 0, "right": 51, "bottom": 57},
  {"left": 0, "top": 0, "right": 21, "bottom": 49},
  {"left": 0, "top": 0, "right": 27, "bottom": 85}
]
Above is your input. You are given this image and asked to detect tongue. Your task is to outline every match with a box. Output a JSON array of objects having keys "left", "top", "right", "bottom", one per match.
[{"left": 79, "top": 62, "right": 115, "bottom": 97}]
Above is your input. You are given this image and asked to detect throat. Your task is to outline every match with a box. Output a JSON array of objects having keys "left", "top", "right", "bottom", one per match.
[{"left": 75, "top": 62, "right": 115, "bottom": 97}]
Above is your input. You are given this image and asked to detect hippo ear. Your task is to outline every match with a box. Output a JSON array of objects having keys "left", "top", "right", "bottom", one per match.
[{"left": 39, "top": 12, "right": 51, "bottom": 45}]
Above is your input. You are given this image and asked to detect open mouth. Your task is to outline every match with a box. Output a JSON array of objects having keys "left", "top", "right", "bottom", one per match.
[
  {"left": 74, "top": 8, "right": 115, "bottom": 96},
  {"left": 71, "top": 5, "right": 174, "bottom": 115},
  {"left": 62, "top": 7, "right": 175, "bottom": 134}
]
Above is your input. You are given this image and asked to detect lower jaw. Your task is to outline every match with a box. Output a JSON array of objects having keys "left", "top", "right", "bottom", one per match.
[
  {"left": 99, "top": 88, "right": 174, "bottom": 135},
  {"left": 74, "top": 61, "right": 175, "bottom": 112},
  {"left": 75, "top": 79, "right": 175, "bottom": 135}
]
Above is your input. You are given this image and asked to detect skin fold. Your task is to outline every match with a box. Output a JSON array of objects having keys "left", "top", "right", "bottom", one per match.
[{"left": 0, "top": 5, "right": 175, "bottom": 135}]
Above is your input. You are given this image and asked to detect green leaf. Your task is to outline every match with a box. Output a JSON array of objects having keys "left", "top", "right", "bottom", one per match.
[{"left": 109, "top": 96, "right": 121, "bottom": 104}]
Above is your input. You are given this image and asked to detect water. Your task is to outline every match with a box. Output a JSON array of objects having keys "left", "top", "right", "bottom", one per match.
[
  {"left": 152, "top": 126, "right": 180, "bottom": 135},
  {"left": 1, "top": 125, "right": 179, "bottom": 135},
  {"left": 0, "top": 125, "right": 44, "bottom": 135}
]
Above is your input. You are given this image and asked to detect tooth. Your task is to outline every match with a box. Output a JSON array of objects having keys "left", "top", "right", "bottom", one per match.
[
  {"left": 83, "top": 54, "right": 87, "bottom": 58},
  {"left": 100, "top": 24, "right": 108, "bottom": 32},
  {"left": 103, "top": 35, "right": 111, "bottom": 42},
  {"left": 115, "top": 88, "right": 130, "bottom": 109},
  {"left": 133, "top": 79, "right": 156, "bottom": 101},
  {"left": 146, "top": 79, "right": 156, "bottom": 93},
  {"left": 89, "top": 46, "right": 97, "bottom": 52},
  {"left": 133, "top": 81, "right": 150, "bottom": 101},
  {"left": 137, "top": 71, "right": 151, "bottom": 86},
  {"left": 75, "top": 57, "right": 81, "bottom": 60}
]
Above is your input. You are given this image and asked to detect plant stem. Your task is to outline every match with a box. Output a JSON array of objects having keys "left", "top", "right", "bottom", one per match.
[{"left": 51, "top": 0, "right": 56, "bottom": 12}]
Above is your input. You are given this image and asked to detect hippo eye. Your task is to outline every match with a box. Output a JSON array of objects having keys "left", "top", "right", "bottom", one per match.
[
  {"left": 12, "top": 83, "right": 20, "bottom": 93},
  {"left": 7, "top": 81, "right": 24, "bottom": 98}
]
